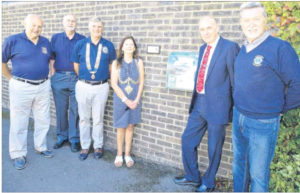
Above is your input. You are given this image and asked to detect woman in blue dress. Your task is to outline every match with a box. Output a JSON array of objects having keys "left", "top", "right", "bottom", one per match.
[{"left": 111, "top": 36, "right": 144, "bottom": 167}]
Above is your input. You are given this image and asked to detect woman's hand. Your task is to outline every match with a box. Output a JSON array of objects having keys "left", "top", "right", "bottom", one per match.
[
  {"left": 124, "top": 99, "right": 134, "bottom": 109},
  {"left": 125, "top": 99, "right": 138, "bottom": 110},
  {"left": 131, "top": 99, "right": 139, "bottom": 109}
]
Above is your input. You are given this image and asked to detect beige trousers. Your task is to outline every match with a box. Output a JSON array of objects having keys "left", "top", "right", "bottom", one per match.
[
  {"left": 9, "top": 78, "right": 51, "bottom": 159},
  {"left": 75, "top": 81, "right": 109, "bottom": 150}
]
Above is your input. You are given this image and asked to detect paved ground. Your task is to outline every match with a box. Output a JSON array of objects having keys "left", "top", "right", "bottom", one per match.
[{"left": 2, "top": 108, "right": 197, "bottom": 192}]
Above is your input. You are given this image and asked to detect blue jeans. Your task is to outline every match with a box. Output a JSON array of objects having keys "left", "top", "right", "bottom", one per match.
[
  {"left": 232, "top": 107, "right": 280, "bottom": 192},
  {"left": 51, "top": 71, "right": 79, "bottom": 143}
]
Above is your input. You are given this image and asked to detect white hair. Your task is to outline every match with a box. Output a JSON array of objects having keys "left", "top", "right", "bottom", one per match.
[{"left": 240, "top": 2, "right": 267, "bottom": 18}]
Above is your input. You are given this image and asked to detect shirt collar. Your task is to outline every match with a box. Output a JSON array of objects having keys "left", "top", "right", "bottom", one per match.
[
  {"left": 207, "top": 35, "right": 220, "bottom": 49},
  {"left": 63, "top": 31, "right": 77, "bottom": 40},
  {"left": 20, "top": 31, "right": 29, "bottom": 39},
  {"left": 87, "top": 36, "right": 103, "bottom": 46},
  {"left": 20, "top": 31, "right": 42, "bottom": 44},
  {"left": 244, "top": 31, "right": 270, "bottom": 52}
]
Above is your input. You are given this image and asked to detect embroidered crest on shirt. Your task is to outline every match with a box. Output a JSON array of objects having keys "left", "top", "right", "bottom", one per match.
[
  {"left": 102, "top": 46, "right": 108, "bottom": 54},
  {"left": 41, "top": 47, "right": 48, "bottom": 54},
  {"left": 253, "top": 55, "right": 264, "bottom": 67}
]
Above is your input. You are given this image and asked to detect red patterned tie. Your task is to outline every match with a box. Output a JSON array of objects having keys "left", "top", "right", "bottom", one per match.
[{"left": 196, "top": 45, "right": 212, "bottom": 93}]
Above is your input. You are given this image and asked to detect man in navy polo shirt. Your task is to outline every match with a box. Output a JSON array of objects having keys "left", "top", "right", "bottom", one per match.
[
  {"left": 232, "top": 2, "right": 300, "bottom": 192},
  {"left": 50, "top": 15, "right": 85, "bottom": 152},
  {"left": 71, "top": 17, "right": 116, "bottom": 161},
  {"left": 2, "top": 14, "right": 54, "bottom": 170}
]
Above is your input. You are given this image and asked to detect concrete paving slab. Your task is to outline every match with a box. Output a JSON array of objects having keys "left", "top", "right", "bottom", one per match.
[{"left": 2, "top": 109, "right": 196, "bottom": 192}]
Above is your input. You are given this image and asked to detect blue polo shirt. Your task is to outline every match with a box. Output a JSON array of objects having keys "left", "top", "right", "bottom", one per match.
[
  {"left": 51, "top": 32, "right": 85, "bottom": 72},
  {"left": 2, "top": 32, "right": 52, "bottom": 80},
  {"left": 71, "top": 36, "right": 116, "bottom": 81}
]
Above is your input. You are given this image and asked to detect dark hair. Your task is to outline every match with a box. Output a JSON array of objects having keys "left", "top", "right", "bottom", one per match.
[{"left": 117, "top": 36, "right": 138, "bottom": 68}]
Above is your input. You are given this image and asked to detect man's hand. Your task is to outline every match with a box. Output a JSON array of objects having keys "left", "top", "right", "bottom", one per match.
[{"left": 2, "top": 63, "right": 12, "bottom": 80}]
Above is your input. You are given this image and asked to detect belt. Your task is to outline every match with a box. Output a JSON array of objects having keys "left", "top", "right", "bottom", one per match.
[
  {"left": 56, "top": 71, "right": 75, "bottom": 75},
  {"left": 13, "top": 77, "right": 48, "bottom": 85},
  {"left": 79, "top": 79, "right": 108, "bottom": 85}
]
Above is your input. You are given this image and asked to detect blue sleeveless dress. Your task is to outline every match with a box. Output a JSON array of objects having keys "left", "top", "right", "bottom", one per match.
[{"left": 113, "top": 58, "right": 142, "bottom": 128}]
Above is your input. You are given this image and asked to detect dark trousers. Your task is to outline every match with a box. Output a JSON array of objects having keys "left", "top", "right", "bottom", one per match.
[
  {"left": 182, "top": 109, "right": 226, "bottom": 188},
  {"left": 51, "top": 71, "right": 79, "bottom": 143}
]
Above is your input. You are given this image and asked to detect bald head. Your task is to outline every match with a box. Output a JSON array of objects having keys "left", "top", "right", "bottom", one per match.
[
  {"left": 63, "top": 15, "right": 77, "bottom": 33},
  {"left": 199, "top": 16, "right": 217, "bottom": 27},
  {"left": 24, "top": 14, "right": 42, "bottom": 26},
  {"left": 24, "top": 14, "right": 43, "bottom": 41},
  {"left": 199, "top": 16, "right": 219, "bottom": 44}
]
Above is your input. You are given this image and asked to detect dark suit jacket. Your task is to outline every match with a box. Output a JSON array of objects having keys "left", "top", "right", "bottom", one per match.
[{"left": 189, "top": 36, "right": 240, "bottom": 124}]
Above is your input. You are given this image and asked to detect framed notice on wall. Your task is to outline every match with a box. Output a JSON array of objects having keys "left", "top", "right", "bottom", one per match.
[{"left": 166, "top": 52, "right": 199, "bottom": 91}]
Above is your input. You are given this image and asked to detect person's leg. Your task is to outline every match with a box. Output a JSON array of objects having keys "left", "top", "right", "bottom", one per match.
[
  {"left": 124, "top": 124, "right": 134, "bottom": 167},
  {"left": 32, "top": 80, "right": 51, "bottom": 152},
  {"left": 92, "top": 83, "right": 109, "bottom": 149},
  {"left": 115, "top": 128, "right": 125, "bottom": 167},
  {"left": 247, "top": 116, "right": 280, "bottom": 192},
  {"left": 125, "top": 124, "right": 134, "bottom": 156},
  {"left": 232, "top": 108, "right": 250, "bottom": 192},
  {"left": 181, "top": 110, "right": 207, "bottom": 183},
  {"left": 51, "top": 73, "right": 69, "bottom": 142},
  {"left": 117, "top": 128, "right": 125, "bottom": 156},
  {"left": 201, "top": 123, "right": 226, "bottom": 188},
  {"left": 76, "top": 81, "right": 92, "bottom": 150},
  {"left": 68, "top": 73, "right": 80, "bottom": 144},
  {"left": 9, "top": 79, "right": 33, "bottom": 159}
]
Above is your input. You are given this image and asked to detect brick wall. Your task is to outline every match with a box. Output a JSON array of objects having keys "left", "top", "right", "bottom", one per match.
[{"left": 2, "top": 1, "right": 243, "bottom": 178}]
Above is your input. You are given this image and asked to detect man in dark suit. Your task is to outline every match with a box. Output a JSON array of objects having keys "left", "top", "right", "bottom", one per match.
[{"left": 173, "top": 16, "right": 240, "bottom": 192}]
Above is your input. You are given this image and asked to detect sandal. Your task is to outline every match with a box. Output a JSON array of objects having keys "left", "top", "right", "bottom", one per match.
[
  {"left": 114, "top": 155, "right": 123, "bottom": 167},
  {"left": 124, "top": 156, "right": 134, "bottom": 168}
]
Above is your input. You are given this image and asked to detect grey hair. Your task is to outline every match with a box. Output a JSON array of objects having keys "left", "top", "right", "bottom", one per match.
[
  {"left": 63, "top": 15, "right": 76, "bottom": 22},
  {"left": 240, "top": 2, "right": 267, "bottom": 18},
  {"left": 89, "top": 16, "right": 102, "bottom": 25}
]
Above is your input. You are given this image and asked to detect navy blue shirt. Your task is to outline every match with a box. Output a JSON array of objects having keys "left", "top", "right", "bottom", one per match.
[
  {"left": 51, "top": 32, "right": 85, "bottom": 72},
  {"left": 234, "top": 36, "right": 300, "bottom": 118},
  {"left": 2, "top": 32, "right": 52, "bottom": 80},
  {"left": 71, "top": 37, "right": 116, "bottom": 81}
]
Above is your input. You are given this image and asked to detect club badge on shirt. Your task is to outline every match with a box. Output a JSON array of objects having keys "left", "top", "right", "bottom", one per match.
[
  {"left": 253, "top": 55, "right": 264, "bottom": 67},
  {"left": 41, "top": 47, "right": 48, "bottom": 54},
  {"left": 102, "top": 46, "right": 108, "bottom": 54}
]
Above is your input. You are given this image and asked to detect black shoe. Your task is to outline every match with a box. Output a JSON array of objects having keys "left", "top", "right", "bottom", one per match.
[
  {"left": 196, "top": 184, "right": 215, "bottom": 192},
  {"left": 94, "top": 148, "right": 103, "bottom": 159},
  {"left": 79, "top": 149, "right": 89, "bottom": 161},
  {"left": 53, "top": 139, "right": 67, "bottom": 149},
  {"left": 173, "top": 176, "right": 200, "bottom": 186},
  {"left": 71, "top": 142, "right": 80, "bottom": 152},
  {"left": 13, "top": 156, "right": 26, "bottom": 170}
]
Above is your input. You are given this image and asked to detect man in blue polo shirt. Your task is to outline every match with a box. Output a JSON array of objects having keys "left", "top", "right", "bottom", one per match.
[
  {"left": 233, "top": 2, "right": 300, "bottom": 192},
  {"left": 71, "top": 17, "right": 116, "bottom": 161},
  {"left": 2, "top": 14, "right": 54, "bottom": 170},
  {"left": 50, "top": 15, "right": 85, "bottom": 152}
]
